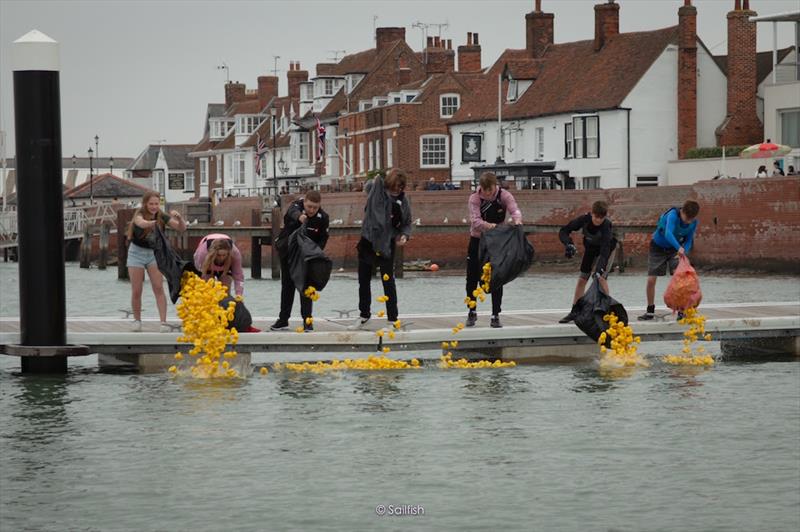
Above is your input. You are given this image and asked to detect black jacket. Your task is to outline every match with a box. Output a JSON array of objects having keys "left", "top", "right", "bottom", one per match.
[{"left": 276, "top": 199, "right": 330, "bottom": 255}]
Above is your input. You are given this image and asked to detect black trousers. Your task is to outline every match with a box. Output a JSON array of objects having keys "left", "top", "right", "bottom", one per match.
[
  {"left": 466, "top": 236, "right": 503, "bottom": 316},
  {"left": 357, "top": 237, "right": 398, "bottom": 321},
  {"left": 278, "top": 252, "right": 312, "bottom": 322}
]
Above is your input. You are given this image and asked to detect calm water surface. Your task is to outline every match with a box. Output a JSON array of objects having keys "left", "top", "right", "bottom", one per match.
[{"left": 1, "top": 264, "right": 799, "bottom": 531}]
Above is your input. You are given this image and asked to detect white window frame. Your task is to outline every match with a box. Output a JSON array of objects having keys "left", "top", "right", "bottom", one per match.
[
  {"left": 323, "top": 79, "right": 335, "bottom": 96},
  {"left": 348, "top": 144, "right": 354, "bottom": 175},
  {"left": 199, "top": 159, "right": 208, "bottom": 185},
  {"left": 569, "top": 115, "right": 600, "bottom": 159},
  {"left": 780, "top": 108, "right": 800, "bottom": 148},
  {"left": 386, "top": 138, "right": 393, "bottom": 168},
  {"left": 368, "top": 141, "right": 374, "bottom": 170},
  {"left": 535, "top": 127, "right": 544, "bottom": 159},
  {"left": 507, "top": 80, "right": 518, "bottom": 102},
  {"left": 439, "top": 93, "right": 460, "bottom": 118},
  {"left": 420, "top": 135, "right": 449, "bottom": 168},
  {"left": 359, "top": 142, "right": 365, "bottom": 174},
  {"left": 184, "top": 171, "right": 195, "bottom": 192},
  {"left": 582, "top": 176, "right": 601, "bottom": 190},
  {"left": 375, "top": 139, "right": 381, "bottom": 169},
  {"left": 294, "top": 132, "right": 309, "bottom": 162},
  {"left": 234, "top": 152, "right": 247, "bottom": 186},
  {"left": 565, "top": 123, "right": 573, "bottom": 158}
]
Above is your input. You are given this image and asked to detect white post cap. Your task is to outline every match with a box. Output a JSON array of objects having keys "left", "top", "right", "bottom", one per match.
[{"left": 13, "top": 30, "right": 60, "bottom": 72}]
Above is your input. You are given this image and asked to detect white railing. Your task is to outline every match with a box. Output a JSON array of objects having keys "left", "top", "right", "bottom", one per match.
[{"left": 0, "top": 205, "right": 118, "bottom": 248}]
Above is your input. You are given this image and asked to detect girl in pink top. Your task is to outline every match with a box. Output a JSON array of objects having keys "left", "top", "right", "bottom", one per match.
[
  {"left": 466, "top": 172, "right": 523, "bottom": 328},
  {"left": 193, "top": 233, "right": 245, "bottom": 297}
]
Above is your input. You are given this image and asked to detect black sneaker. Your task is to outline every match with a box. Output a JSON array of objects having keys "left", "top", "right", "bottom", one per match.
[
  {"left": 637, "top": 305, "right": 656, "bottom": 321},
  {"left": 490, "top": 315, "right": 502, "bottom": 328},
  {"left": 269, "top": 319, "right": 289, "bottom": 331},
  {"left": 677, "top": 311, "right": 685, "bottom": 321},
  {"left": 466, "top": 309, "right": 477, "bottom": 327},
  {"left": 559, "top": 311, "right": 577, "bottom": 324},
  {"left": 303, "top": 322, "right": 314, "bottom": 332}
]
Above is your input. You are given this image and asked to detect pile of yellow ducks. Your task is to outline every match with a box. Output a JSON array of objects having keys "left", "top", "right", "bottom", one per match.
[
  {"left": 662, "top": 307, "right": 715, "bottom": 366},
  {"left": 598, "top": 312, "right": 649, "bottom": 370},
  {"left": 169, "top": 272, "right": 241, "bottom": 379}
]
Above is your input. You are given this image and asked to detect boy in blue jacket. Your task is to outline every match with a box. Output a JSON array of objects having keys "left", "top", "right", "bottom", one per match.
[{"left": 638, "top": 200, "right": 700, "bottom": 320}]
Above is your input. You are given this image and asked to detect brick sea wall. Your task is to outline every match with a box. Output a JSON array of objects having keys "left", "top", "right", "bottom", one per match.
[{"left": 204, "top": 177, "right": 800, "bottom": 272}]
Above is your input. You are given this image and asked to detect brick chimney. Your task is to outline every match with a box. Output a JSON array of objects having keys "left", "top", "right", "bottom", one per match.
[
  {"left": 287, "top": 61, "right": 309, "bottom": 101},
  {"left": 716, "top": 0, "right": 762, "bottom": 146},
  {"left": 594, "top": 1, "right": 620, "bottom": 51},
  {"left": 525, "top": 0, "right": 554, "bottom": 58},
  {"left": 376, "top": 27, "right": 406, "bottom": 52},
  {"left": 677, "top": 0, "right": 697, "bottom": 159},
  {"left": 257, "top": 75, "right": 278, "bottom": 109},
  {"left": 224, "top": 81, "right": 246, "bottom": 107},
  {"left": 425, "top": 37, "right": 455, "bottom": 75},
  {"left": 458, "top": 32, "right": 482, "bottom": 72}
]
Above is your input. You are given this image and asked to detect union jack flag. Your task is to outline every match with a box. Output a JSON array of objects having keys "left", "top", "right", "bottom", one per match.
[
  {"left": 316, "top": 117, "right": 326, "bottom": 162},
  {"left": 255, "top": 133, "right": 268, "bottom": 176}
]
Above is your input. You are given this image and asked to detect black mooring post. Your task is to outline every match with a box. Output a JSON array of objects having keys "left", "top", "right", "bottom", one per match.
[{"left": 14, "top": 30, "right": 67, "bottom": 373}]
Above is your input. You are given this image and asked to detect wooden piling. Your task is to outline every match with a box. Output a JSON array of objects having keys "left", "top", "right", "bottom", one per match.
[
  {"left": 271, "top": 207, "right": 281, "bottom": 280},
  {"left": 79, "top": 226, "right": 91, "bottom": 268},
  {"left": 98, "top": 223, "right": 109, "bottom": 270}
]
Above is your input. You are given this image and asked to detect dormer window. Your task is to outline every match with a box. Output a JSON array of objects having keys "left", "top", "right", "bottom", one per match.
[
  {"left": 210, "top": 119, "right": 233, "bottom": 139},
  {"left": 440, "top": 93, "right": 460, "bottom": 118},
  {"left": 507, "top": 80, "right": 518, "bottom": 102},
  {"left": 236, "top": 115, "right": 262, "bottom": 135},
  {"left": 324, "top": 79, "right": 335, "bottom": 96}
]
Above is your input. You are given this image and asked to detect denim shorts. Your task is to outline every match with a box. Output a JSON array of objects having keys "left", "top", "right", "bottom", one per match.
[{"left": 127, "top": 243, "right": 156, "bottom": 268}]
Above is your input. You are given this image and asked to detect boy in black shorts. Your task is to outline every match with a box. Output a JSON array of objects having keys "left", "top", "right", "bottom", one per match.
[{"left": 558, "top": 200, "right": 615, "bottom": 323}]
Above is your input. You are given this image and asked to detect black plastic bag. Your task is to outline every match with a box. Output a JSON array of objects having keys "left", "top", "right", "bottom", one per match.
[
  {"left": 287, "top": 225, "right": 332, "bottom": 292},
  {"left": 478, "top": 224, "right": 534, "bottom": 292},
  {"left": 219, "top": 295, "right": 252, "bottom": 332},
  {"left": 152, "top": 225, "right": 200, "bottom": 304},
  {"left": 573, "top": 280, "right": 628, "bottom": 344}
]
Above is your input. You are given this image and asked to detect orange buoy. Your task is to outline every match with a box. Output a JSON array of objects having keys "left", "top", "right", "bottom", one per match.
[{"left": 430, "top": 263, "right": 440, "bottom": 272}]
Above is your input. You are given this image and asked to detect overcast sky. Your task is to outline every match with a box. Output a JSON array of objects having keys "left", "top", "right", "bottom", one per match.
[{"left": 1, "top": 0, "right": 797, "bottom": 161}]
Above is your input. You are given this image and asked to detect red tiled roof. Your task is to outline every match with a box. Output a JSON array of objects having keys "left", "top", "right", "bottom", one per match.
[
  {"left": 226, "top": 99, "right": 262, "bottom": 116},
  {"left": 319, "top": 88, "right": 346, "bottom": 119},
  {"left": 713, "top": 45, "right": 795, "bottom": 85},
  {"left": 215, "top": 129, "right": 236, "bottom": 150},
  {"left": 318, "top": 48, "right": 379, "bottom": 76},
  {"left": 451, "top": 26, "right": 679, "bottom": 124},
  {"left": 192, "top": 135, "right": 216, "bottom": 153},
  {"left": 65, "top": 173, "right": 151, "bottom": 199}
]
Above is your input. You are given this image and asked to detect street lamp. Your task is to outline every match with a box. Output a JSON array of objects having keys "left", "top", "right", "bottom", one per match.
[
  {"left": 94, "top": 134, "right": 99, "bottom": 159},
  {"left": 270, "top": 106, "right": 278, "bottom": 197},
  {"left": 109, "top": 156, "right": 114, "bottom": 176},
  {"left": 87, "top": 147, "right": 94, "bottom": 204}
]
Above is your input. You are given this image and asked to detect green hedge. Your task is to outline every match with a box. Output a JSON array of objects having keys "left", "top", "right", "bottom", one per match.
[{"left": 685, "top": 145, "right": 748, "bottom": 159}]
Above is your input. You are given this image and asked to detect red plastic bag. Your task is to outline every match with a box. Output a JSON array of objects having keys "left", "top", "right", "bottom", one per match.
[{"left": 663, "top": 255, "right": 702, "bottom": 311}]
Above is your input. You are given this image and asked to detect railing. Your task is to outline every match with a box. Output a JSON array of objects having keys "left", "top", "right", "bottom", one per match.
[{"left": 0, "top": 205, "right": 118, "bottom": 249}]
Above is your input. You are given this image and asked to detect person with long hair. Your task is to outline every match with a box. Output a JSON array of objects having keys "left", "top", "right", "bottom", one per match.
[
  {"left": 126, "top": 190, "right": 187, "bottom": 332},
  {"left": 193, "top": 234, "right": 245, "bottom": 297}
]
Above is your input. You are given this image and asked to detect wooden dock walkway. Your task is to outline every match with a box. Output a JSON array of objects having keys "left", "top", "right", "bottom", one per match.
[{"left": 1, "top": 302, "right": 798, "bottom": 361}]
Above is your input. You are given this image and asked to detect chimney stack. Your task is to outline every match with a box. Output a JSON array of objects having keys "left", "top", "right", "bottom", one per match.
[
  {"left": 677, "top": 0, "right": 697, "bottom": 159},
  {"left": 287, "top": 61, "right": 309, "bottom": 101},
  {"left": 594, "top": 1, "right": 620, "bottom": 52},
  {"left": 257, "top": 75, "right": 279, "bottom": 110},
  {"left": 458, "top": 31, "right": 482, "bottom": 72},
  {"left": 224, "top": 81, "right": 246, "bottom": 107},
  {"left": 425, "top": 35, "right": 455, "bottom": 74},
  {"left": 525, "top": 0, "right": 554, "bottom": 58},
  {"left": 376, "top": 27, "right": 406, "bottom": 52},
  {"left": 716, "top": 0, "right": 762, "bottom": 145}
]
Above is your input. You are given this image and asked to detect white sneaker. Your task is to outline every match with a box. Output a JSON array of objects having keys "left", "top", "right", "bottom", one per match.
[
  {"left": 347, "top": 317, "right": 370, "bottom": 330},
  {"left": 159, "top": 322, "right": 172, "bottom": 333},
  {"left": 131, "top": 320, "right": 142, "bottom": 332}
]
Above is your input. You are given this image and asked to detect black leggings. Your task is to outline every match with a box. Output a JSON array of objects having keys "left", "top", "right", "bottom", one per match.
[
  {"left": 357, "top": 237, "right": 398, "bottom": 321},
  {"left": 465, "top": 236, "right": 502, "bottom": 316}
]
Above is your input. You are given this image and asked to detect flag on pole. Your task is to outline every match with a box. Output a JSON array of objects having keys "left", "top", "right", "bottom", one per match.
[
  {"left": 316, "top": 117, "right": 326, "bottom": 162},
  {"left": 255, "top": 133, "right": 268, "bottom": 176}
]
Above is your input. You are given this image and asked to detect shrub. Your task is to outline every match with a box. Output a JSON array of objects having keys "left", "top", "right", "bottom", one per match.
[{"left": 685, "top": 145, "right": 747, "bottom": 159}]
